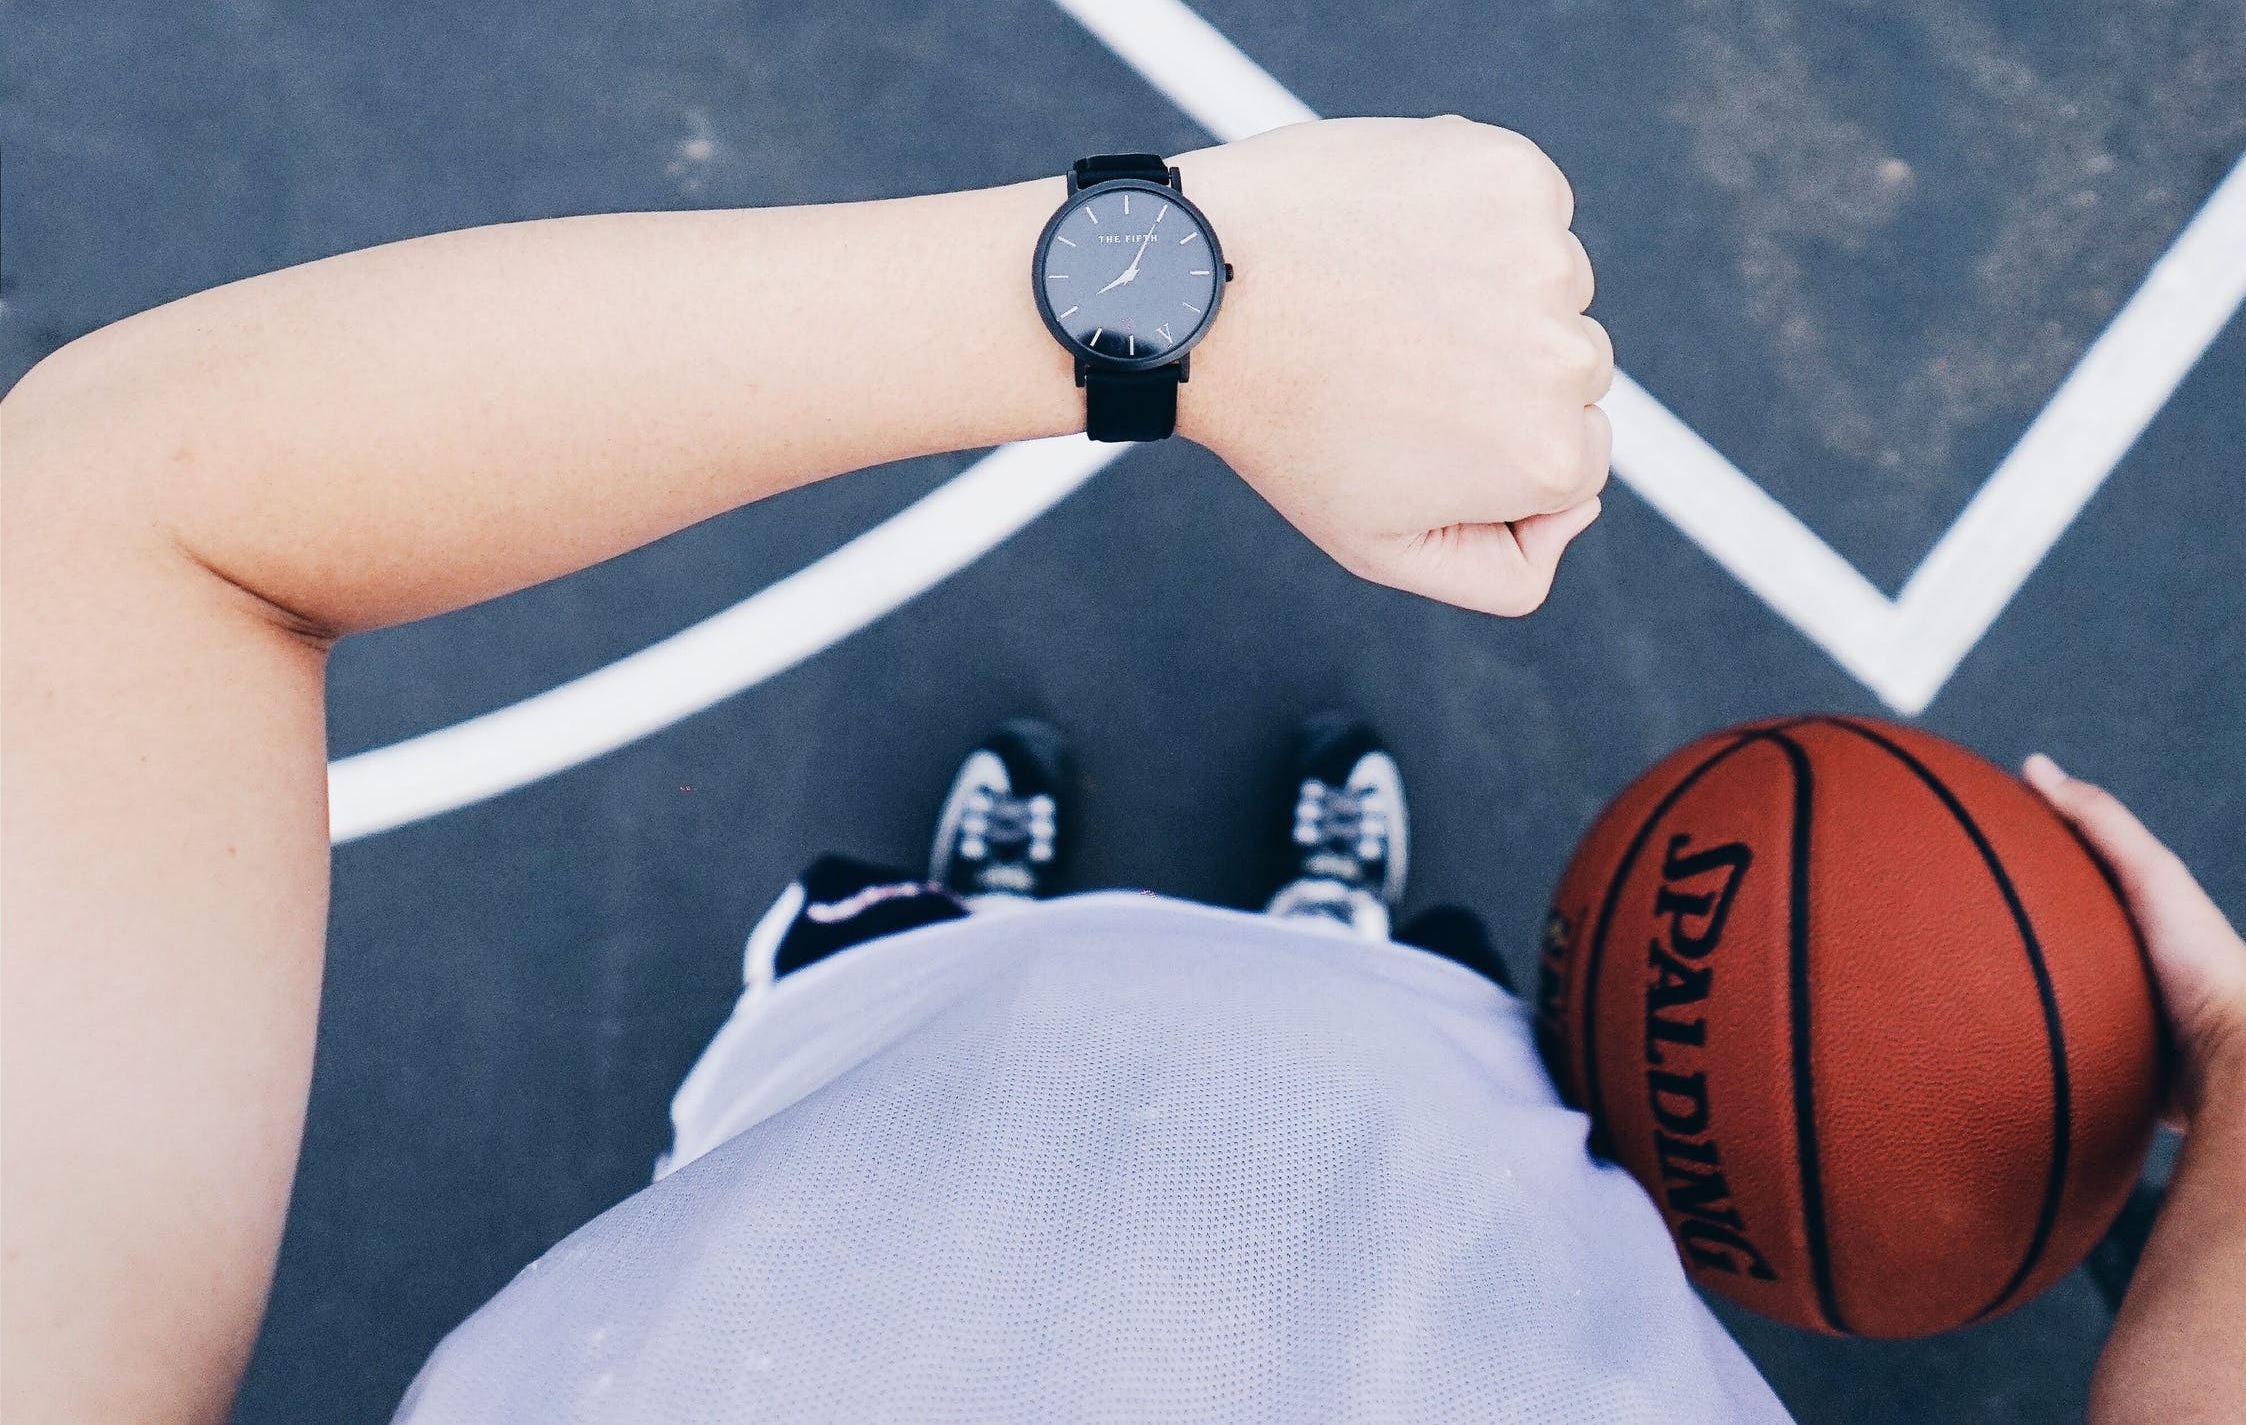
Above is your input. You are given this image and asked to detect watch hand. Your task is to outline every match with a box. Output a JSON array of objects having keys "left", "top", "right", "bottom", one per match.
[{"left": 1095, "top": 221, "right": 1163, "bottom": 294}]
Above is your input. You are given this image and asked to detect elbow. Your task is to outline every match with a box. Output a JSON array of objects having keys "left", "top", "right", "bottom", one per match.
[{"left": 3, "top": 330, "right": 339, "bottom": 651}]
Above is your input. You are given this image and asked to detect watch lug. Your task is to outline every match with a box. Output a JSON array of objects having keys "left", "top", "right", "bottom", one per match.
[
  {"left": 1178, "top": 355, "right": 1190, "bottom": 384},
  {"left": 1074, "top": 358, "right": 1089, "bottom": 389}
]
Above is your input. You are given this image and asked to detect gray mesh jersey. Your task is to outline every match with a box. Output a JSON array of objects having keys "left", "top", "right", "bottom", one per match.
[{"left": 396, "top": 894, "right": 1792, "bottom": 1423}]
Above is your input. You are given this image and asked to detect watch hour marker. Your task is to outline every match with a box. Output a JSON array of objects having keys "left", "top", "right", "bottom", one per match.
[
  {"left": 1182, "top": 301, "right": 1202, "bottom": 314},
  {"left": 1122, "top": 193, "right": 1129, "bottom": 215},
  {"left": 1177, "top": 230, "right": 1198, "bottom": 246},
  {"left": 1058, "top": 306, "right": 1078, "bottom": 319},
  {"left": 1046, "top": 272, "right": 1068, "bottom": 279},
  {"left": 1089, "top": 327, "right": 1103, "bottom": 348},
  {"left": 1085, "top": 208, "right": 1098, "bottom": 225},
  {"left": 1153, "top": 323, "right": 1173, "bottom": 343},
  {"left": 1188, "top": 269, "right": 1212, "bottom": 276},
  {"left": 1128, "top": 334, "right": 1136, "bottom": 356},
  {"left": 1056, "top": 235, "right": 1076, "bottom": 247}
]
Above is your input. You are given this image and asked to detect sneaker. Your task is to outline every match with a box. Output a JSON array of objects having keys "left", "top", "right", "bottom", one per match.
[
  {"left": 929, "top": 719, "right": 1072, "bottom": 907},
  {"left": 1265, "top": 713, "right": 1407, "bottom": 940}
]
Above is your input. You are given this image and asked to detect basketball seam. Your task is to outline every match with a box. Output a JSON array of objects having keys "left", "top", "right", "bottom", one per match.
[
  {"left": 1769, "top": 729, "right": 1848, "bottom": 1336},
  {"left": 1577, "top": 730, "right": 1859, "bottom": 1330},
  {"left": 1821, "top": 716, "right": 2073, "bottom": 1324}
]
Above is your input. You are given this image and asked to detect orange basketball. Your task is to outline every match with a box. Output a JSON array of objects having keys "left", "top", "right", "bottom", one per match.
[{"left": 1533, "top": 715, "right": 2161, "bottom": 1338}]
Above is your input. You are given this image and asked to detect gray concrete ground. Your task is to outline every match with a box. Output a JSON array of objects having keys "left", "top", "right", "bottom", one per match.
[{"left": 5, "top": 2, "right": 2243, "bottom": 1421}]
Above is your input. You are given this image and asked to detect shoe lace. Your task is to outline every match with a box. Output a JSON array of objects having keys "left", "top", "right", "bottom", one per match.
[
  {"left": 958, "top": 787, "right": 1057, "bottom": 892},
  {"left": 1292, "top": 779, "right": 1387, "bottom": 886}
]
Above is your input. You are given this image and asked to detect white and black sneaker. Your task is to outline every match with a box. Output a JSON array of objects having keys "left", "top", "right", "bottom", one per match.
[
  {"left": 929, "top": 719, "right": 1072, "bottom": 910},
  {"left": 1265, "top": 713, "right": 1408, "bottom": 940}
]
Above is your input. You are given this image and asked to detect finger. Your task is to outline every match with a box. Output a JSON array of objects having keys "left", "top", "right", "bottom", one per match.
[
  {"left": 1514, "top": 496, "right": 1603, "bottom": 574},
  {"left": 1488, "top": 399, "right": 1612, "bottom": 523},
  {"left": 2024, "top": 754, "right": 2246, "bottom": 1117},
  {"left": 2022, "top": 754, "right": 2194, "bottom": 907},
  {"left": 1580, "top": 316, "right": 1615, "bottom": 401},
  {"left": 1422, "top": 499, "right": 1604, "bottom": 615},
  {"left": 1533, "top": 406, "right": 1613, "bottom": 515},
  {"left": 1368, "top": 522, "right": 1540, "bottom": 616},
  {"left": 2021, "top": 754, "right": 2236, "bottom": 961},
  {"left": 1367, "top": 497, "right": 1604, "bottom": 618},
  {"left": 1565, "top": 231, "right": 1595, "bottom": 312},
  {"left": 1546, "top": 155, "right": 1577, "bottom": 229},
  {"left": 1576, "top": 401, "right": 1615, "bottom": 506}
]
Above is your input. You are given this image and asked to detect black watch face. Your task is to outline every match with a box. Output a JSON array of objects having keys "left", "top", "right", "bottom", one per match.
[{"left": 1034, "top": 179, "right": 1224, "bottom": 369}]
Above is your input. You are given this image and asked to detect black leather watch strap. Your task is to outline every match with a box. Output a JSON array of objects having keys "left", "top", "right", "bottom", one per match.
[
  {"left": 1070, "top": 153, "right": 1176, "bottom": 192},
  {"left": 1072, "top": 153, "right": 1185, "bottom": 441},
  {"left": 1082, "top": 365, "right": 1183, "bottom": 443}
]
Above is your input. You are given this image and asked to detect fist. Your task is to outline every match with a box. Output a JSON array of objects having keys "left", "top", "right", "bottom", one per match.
[{"left": 1175, "top": 117, "right": 1612, "bottom": 616}]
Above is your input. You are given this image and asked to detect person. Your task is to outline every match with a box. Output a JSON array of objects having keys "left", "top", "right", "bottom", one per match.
[{"left": 1, "top": 115, "right": 2239, "bottom": 1422}]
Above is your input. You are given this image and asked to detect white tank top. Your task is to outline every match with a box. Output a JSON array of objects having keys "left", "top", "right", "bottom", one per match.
[{"left": 395, "top": 894, "right": 1790, "bottom": 1422}]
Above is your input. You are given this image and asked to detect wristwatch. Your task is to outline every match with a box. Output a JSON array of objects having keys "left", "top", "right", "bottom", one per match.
[{"left": 1031, "top": 153, "right": 1232, "bottom": 442}]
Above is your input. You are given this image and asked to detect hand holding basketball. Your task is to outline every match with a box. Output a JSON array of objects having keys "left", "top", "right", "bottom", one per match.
[
  {"left": 1538, "top": 717, "right": 2165, "bottom": 1337},
  {"left": 2025, "top": 754, "right": 2246, "bottom": 1125},
  {"left": 1173, "top": 116, "right": 1613, "bottom": 618}
]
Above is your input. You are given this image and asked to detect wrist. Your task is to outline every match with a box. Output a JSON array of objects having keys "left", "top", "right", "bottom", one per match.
[
  {"left": 960, "top": 177, "right": 1083, "bottom": 444},
  {"left": 1166, "top": 144, "right": 1276, "bottom": 453}
]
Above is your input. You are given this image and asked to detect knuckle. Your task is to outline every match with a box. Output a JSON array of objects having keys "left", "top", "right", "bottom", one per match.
[
  {"left": 1462, "top": 123, "right": 1538, "bottom": 173},
  {"left": 1427, "top": 113, "right": 1494, "bottom": 159},
  {"left": 1489, "top": 126, "right": 1545, "bottom": 162},
  {"left": 1553, "top": 320, "right": 1601, "bottom": 376},
  {"left": 1548, "top": 163, "right": 1577, "bottom": 220},
  {"left": 1583, "top": 316, "right": 1615, "bottom": 370},
  {"left": 1528, "top": 441, "right": 1581, "bottom": 500},
  {"left": 1583, "top": 410, "right": 1615, "bottom": 482},
  {"left": 1487, "top": 132, "right": 1570, "bottom": 209},
  {"left": 1527, "top": 237, "right": 1576, "bottom": 289},
  {"left": 1566, "top": 236, "right": 1598, "bottom": 302}
]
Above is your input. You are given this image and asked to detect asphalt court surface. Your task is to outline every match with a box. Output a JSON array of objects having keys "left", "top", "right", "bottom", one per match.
[{"left": 5, "top": 2, "right": 2245, "bottom": 1420}]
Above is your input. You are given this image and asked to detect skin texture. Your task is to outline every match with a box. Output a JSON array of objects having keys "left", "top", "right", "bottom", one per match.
[
  {"left": 2023, "top": 756, "right": 2246, "bottom": 1425},
  {"left": 2, "top": 117, "right": 1607, "bottom": 1422}
]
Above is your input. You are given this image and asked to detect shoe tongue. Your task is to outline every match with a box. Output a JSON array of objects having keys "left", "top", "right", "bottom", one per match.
[{"left": 974, "top": 861, "right": 1038, "bottom": 895}]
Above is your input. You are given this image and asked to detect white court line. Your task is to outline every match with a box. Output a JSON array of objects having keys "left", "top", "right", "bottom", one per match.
[
  {"left": 1057, "top": 0, "right": 2246, "bottom": 714},
  {"left": 328, "top": 1, "right": 2246, "bottom": 842},
  {"left": 1050, "top": 0, "right": 1316, "bottom": 135},
  {"left": 330, "top": 438, "right": 1121, "bottom": 842}
]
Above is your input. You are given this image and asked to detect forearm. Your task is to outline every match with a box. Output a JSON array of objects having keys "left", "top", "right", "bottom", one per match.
[
  {"left": 7, "top": 177, "right": 1081, "bottom": 634},
  {"left": 2091, "top": 1035, "right": 2246, "bottom": 1423},
  {"left": 4, "top": 174, "right": 1090, "bottom": 1422},
  {"left": 3, "top": 118, "right": 1610, "bottom": 1420}
]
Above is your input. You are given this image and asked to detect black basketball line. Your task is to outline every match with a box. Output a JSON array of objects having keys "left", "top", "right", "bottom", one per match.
[
  {"left": 1768, "top": 729, "right": 1849, "bottom": 1335},
  {"left": 1825, "top": 717, "right": 2073, "bottom": 1323},
  {"left": 1578, "top": 733, "right": 1762, "bottom": 1157}
]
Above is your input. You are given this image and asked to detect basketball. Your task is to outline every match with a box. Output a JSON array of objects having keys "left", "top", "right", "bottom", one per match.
[{"left": 1533, "top": 715, "right": 2162, "bottom": 1339}]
